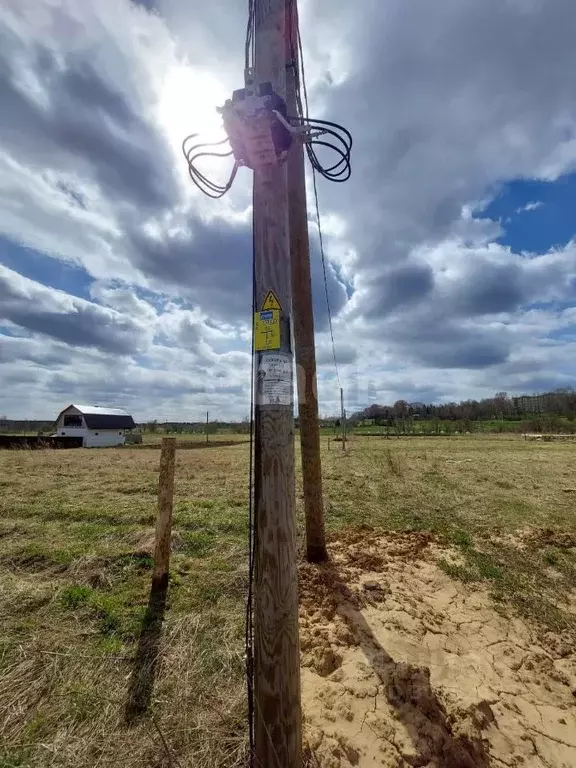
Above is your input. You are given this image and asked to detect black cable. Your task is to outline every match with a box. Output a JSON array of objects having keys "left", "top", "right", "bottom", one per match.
[
  {"left": 188, "top": 154, "right": 238, "bottom": 196},
  {"left": 311, "top": 164, "right": 341, "bottom": 389},
  {"left": 182, "top": 135, "right": 236, "bottom": 196},
  {"left": 245, "top": 3, "right": 256, "bottom": 754},
  {"left": 306, "top": 136, "right": 351, "bottom": 182},
  {"left": 244, "top": 6, "right": 257, "bottom": 766},
  {"left": 303, "top": 125, "right": 352, "bottom": 180},
  {"left": 181, "top": 134, "right": 238, "bottom": 199},
  {"left": 295, "top": 23, "right": 344, "bottom": 386},
  {"left": 308, "top": 144, "right": 350, "bottom": 182},
  {"left": 294, "top": 25, "right": 352, "bottom": 181},
  {"left": 288, "top": 116, "right": 352, "bottom": 182},
  {"left": 245, "top": 190, "right": 257, "bottom": 768},
  {"left": 302, "top": 117, "right": 353, "bottom": 159},
  {"left": 187, "top": 162, "right": 237, "bottom": 199}
]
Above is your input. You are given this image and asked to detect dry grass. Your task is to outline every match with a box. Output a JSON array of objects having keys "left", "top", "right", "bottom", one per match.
[
  {"left": 1, "top": 436, "right": 576, "bottom": 766},
  {"left": 141, "top": 432, "right": 249, "bottom": 445},
  {"left": 0, "top": 445, "right": 249, "bottom": 768}
]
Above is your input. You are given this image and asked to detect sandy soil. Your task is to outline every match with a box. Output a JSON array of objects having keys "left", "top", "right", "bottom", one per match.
[{"left": 299, "top": 530, "right": 576, "bottom": 768}]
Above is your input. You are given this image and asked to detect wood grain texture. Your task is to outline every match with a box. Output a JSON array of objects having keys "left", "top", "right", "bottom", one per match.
[
  {"left": 253, "top": 0, "right": 302, "bottom": 764},
  {"left": 286, "top": 35, "right": 327, "bottom": 564},
  {"left": 153, "top": 437, "right": 176, "bottom": 586}
]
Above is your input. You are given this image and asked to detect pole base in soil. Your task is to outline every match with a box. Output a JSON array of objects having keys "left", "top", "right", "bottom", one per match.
[{"left": 306, "top": 543, "right": 328, "bottom": 563}]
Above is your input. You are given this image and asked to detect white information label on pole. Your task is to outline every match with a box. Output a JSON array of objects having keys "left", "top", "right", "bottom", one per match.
[{"left": 257, "top": 353, "right": 293, "bottom": 406}]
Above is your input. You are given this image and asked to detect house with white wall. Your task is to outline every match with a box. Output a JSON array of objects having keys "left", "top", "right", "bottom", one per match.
[{"left": 54, "top": 404, "right": 136, "bottom": 447}]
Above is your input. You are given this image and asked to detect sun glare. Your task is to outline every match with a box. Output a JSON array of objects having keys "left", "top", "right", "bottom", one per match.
[{"left": 158, "top": 64, "right": 228, "bottom": 150}]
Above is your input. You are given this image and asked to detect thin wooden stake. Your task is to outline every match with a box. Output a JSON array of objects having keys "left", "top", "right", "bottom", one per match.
[{"left": 153, "top": 437, "right": 176, "bottom": 588}]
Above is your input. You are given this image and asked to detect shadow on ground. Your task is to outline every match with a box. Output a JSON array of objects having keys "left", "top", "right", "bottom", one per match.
[
  {"left": 301, "top": 560, "right": 490, "bottom": 768},
  {"left": 124, "top": 575, "right": 168, "bottom": 723}
]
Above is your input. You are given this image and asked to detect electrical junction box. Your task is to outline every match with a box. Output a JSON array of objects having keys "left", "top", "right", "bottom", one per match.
[{"left": 219, "top": 81, "right": 293, "bottom": 170}]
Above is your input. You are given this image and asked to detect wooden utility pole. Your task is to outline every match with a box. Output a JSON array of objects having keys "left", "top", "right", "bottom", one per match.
[
  {"left": 340, "top": 387, "right": 346, "bottom": 450},
  {"left": 153, "top": 438, "right": 176, "bottom": 589},
  {"left": 205, "top": 410, "right": 209, "bottom": 443},
  {"left": 285, "top": 0, "right": 327, "bottom": 564},
  {"left": 252, "top": 0, "right": 302, "bottom": 764}
]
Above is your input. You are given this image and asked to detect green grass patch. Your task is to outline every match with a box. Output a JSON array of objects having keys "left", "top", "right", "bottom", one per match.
[
  {"left": 61, "top": 584, "right": 94, "bottom": 609},
  {"left": 181, "top": 530, "right": 215, "bottom": 557},
  {"left": 543, "top": 549, "right": 560, "bottom": 566},
  {"left": 66, "top": 683, "right": 103, "bottom": 724},
  {"left": 439, "top": 547, "right": 504, "bottom": 584},
  {"left": 0, "top": 747, "right": 33, "bottom": 768},
  {"left": 450, "top": 529, "right": 473, "bottom": 549},
  {"left": 438, "top": 560, "right": 477, "bottom": 583},
  {"left": 60, "top": 580, "right": 148, "bottom": 640}
]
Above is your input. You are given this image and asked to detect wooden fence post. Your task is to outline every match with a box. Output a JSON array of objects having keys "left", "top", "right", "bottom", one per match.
[{"left": 153, "top": 437, "right": 176, "bottom": 588}]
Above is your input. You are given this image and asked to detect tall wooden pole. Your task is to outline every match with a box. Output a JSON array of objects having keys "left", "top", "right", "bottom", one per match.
[
  {"left": 206, "top": 410, "right": 209, "bottom": 443},
  {"left": 340, "top": 387, "right": 346, "bottom": 450},
  {"left": 285, "top": 0, "right": 327, "bottom": 564},
  {"left": 253, "top": 1, "right": 302, "bottom": 764}
]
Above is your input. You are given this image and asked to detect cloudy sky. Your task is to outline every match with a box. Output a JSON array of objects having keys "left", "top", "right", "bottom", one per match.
[{"left": 1, "top": 0, "right": 576, "bottom": 421}]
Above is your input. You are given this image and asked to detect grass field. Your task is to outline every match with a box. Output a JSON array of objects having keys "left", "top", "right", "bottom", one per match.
[
  {"left": 353, "top": 416, "right": 576, "bottom": 434},
  {"left": 1, "top": 436, "right": 576, "bottom": 767},
  {"left": 140, "top": 431, "right": 250, "bottom": 444}
]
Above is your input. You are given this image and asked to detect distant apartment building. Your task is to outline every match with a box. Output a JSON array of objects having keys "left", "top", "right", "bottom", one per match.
[{"left": 513, "top": 395, "right": 547, "bottom": 414}]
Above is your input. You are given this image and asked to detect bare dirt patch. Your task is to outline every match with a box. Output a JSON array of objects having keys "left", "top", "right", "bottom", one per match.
[{"left": 300, "top": 530, "right": 576, "bottom": 768}]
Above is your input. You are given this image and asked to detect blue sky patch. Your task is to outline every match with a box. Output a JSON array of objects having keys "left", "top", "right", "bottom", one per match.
[
  {"left": 480, "top": 173, "right": 576, "bottom": 254},
  {"left": 548, "top": 326, "right": 576, "bottom": 341},
  {"left": 0, "top": 238, "right": 93, "bottom": 300}
]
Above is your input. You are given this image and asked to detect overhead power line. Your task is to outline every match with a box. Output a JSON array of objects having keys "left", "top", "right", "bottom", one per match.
[
  {"left": 311, "top": 165, "right": 341, "bottom": 388},
  {"left": 292, "top": 16, "right": 345, "bottom": 387}
]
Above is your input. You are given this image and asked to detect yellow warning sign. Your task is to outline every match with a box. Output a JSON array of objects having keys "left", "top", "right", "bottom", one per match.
[
  {"left": 254, "top": 309, "right": 281, "bottom": 351},
  {"left": 261, "top": 290, "right": 282, "bottom": 311}
]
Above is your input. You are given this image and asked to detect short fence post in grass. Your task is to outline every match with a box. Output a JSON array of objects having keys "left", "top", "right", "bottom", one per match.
[{"left": 153, "top": 437, "right": 176, "bottom": 588}]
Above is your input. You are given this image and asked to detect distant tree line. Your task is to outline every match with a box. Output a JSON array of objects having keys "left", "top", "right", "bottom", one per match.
[
  {"left": 0, "top": 419, "right": 53, "bottom": 435},
  {"left": 350, "top": 390, "right": 576, "bottom": 433},
  {"left": 3, "top": 390, "right": 576, "bottom": 437}
]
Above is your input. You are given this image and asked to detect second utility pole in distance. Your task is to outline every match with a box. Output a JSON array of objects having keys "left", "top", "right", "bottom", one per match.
[
  {"left": 341, "top": 387, "right": 346, "bottom": 450},
  {"left": 286, "top": 0, "right": 328, "bottom": 563}
]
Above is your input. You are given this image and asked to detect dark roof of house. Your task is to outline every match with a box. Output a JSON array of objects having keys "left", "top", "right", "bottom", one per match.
[
  {"left": 56, "top": 404, "right": 136, "bottom": 430},
  {"left": 82, "top": 413, "right": 136, "bottom": 430}
]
